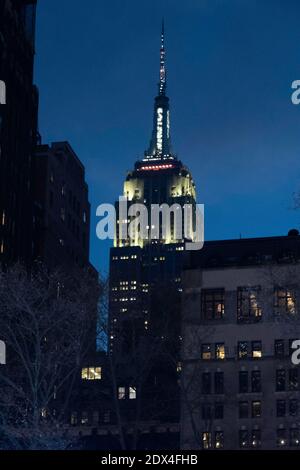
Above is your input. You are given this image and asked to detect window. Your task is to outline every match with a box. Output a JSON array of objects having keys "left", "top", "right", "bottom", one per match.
[
  {"left": 202, "top": 373, "right": 211, "bottom": 394},
  {"left": 251, "top": 371, "right": 261, "bottom": 393},
  {"left": 277, "top": 400, "right": 286, "bottom": 418},
  {"left": 289, "top": 369, "right": 298, "bottom": 391},
  {"left": 277, "top": 428, "right": 287, "bottom": 447},
  {"left": 81, "top": 411, "right": 89, "bottom": 425},
  {"left": 201, "top": 344, "right": 212, "bottom": 360},
  {"left": 215, "top": 403, "right": 224, "bottom": 420},
  {"left": 118, "top": 387, "right": 126, "bottom": 400},
  {"left": 252, "top": 341, "right": 262, "bottom": 359},
  {"left": 275, "top": 288, "right": 296, "bottom": 315},
  {"left": 129, "top": 386, "right": 136, "bottom": 399},
  {"left": 251, "top": 429, "right": 261, "bottom": 448},
  {"left": 92, "top": 411, "right": 99, "bottom": 425},
  {"left": 215, "top": 343, "right": 225, "bottom": 360},
  {"left": 239, "top": 430, "right": 249, "bottom": 448},
  {"left": 238, "top": 341, "right": 248, "bottom": 360},
  {"left": 70, "top": 411, "right": 78, "bottom": 425},
  {"left": 290, "top": 429, "right": 300, "bottom": 447},
  {"left": 103, "top": 411, "right": 110, "bottom": 423},
  {"left": 215, "top": 431, "right": 224, "bottom": 449},
  {"left": 252, "top": 401, "right": 261, "bottom": 418},
  {"left": 202, "top": 404, "right": 212, "bottom": 421},
  {"left": 239, "top": 371, "right": 248, "bottom": 393},
  {"left": 276, "top": 370, "right": 286, "bottom": 391},
  {"left": 275, "top": 340, "right": 285, "bottom": 358},
  {"left": 202, "top": 432, "right": 212, "bottom": 449},
  {"left": 237, "top": 286, "right": 261, "bottom": 323},
  {"left": 201, "top": 289, "right": 225, "bottom": 320},
  {"left": 239, "top": 401, "right": 248, "bottom": 419},
  {"left": 81, "top": 367, "right": 101, "bottom": 380},
  {"left": 215, "top": 372, "right": 224, "bottom": 394},
  {"left": 289, "top": 399, "right": 298, "bottom": 417}
]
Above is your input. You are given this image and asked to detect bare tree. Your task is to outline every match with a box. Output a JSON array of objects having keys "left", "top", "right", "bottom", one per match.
[{"left": 0, "top": 263, "right": 101, "bottom": 450}]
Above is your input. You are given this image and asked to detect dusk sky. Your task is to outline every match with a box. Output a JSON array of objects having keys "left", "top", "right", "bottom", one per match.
[{"left": 34, "top": 0, "right": 300, "bottom": 274}]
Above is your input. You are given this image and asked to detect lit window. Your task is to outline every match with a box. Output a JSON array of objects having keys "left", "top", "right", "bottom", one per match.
[
  {"left": 275, "top": 288, "right": 296, "bottom": 315},
  {"left": 129, "top": 387, "right": 136, "bottom": 400},
  {"left": 118, "top": 387, "right": 126, "bottom": 400},
  {"left": 201, "top": 289, "right": 225, "bottom": 320},
  {"left": 252, "top": 341, "right": 262, "bottom": 359},
  {"left": 81, "top": 367, "right": 102, "bottom": 380},
  {"left": 202, "top": 432, "right": 212, "bottom": 449},
  {"left": 215, "top": 343, "right": 225, "bottom": 360},
  {"left": 201, "top": 344, "right": 212, "bottom": 360},
  {"left": 238, "top": 341, "right": 248, "bottom": 360},
  {"left": 215, "top": 431, "right": 224, "bottom": 449},
  {"left": 0, "top": 240, "right": 4, "bottom": 254},
  {"left": 1, "top": 210, "right": 5, "bottom": 226},
  {"left": 237, "top": 287, "right": 262, "bottom": 323}
]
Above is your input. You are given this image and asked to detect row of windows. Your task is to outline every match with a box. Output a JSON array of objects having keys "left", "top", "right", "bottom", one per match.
[
  {"left": 202, "top": 428, "right": 300, "bottom": 449},
  {"left": 71, "top": 410, "right": 111, "bottom": 426},
  {"left": 201, "top": 399, "right": 299, "bottom": 421},
  {"left": 201, "top": 287, "right": 296, "bottom": 321},
  {"left": 201, "top": 339, "right": 297, "bottom": 360},
  {"left": 201, "top": 369, "right": 299, "bottom": 394},
  {"left": 201, "top": 341, "right": 262, "bottom": 360}
]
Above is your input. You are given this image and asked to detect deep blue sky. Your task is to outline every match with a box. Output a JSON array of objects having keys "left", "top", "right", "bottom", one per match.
[{"left": 34, "top": 0, "right": 300, "bottom": 274}]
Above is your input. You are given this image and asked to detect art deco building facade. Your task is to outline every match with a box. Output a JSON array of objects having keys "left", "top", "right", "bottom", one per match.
[
  {"left": 181, "top": 232, "right": 300, "bottom": 450},
  {"left": 0, "top": 0, "right": 39, "bottom": 266},
  {"left": 109, "top": 25, "right": 197, "bottom": 358}
]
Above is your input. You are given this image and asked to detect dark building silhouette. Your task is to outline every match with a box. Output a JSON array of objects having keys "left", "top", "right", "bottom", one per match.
[
  {"left": 34, "top": 141, "right": 91, "bottom": 269},
  {"left": 0, "top": 0, "right": 39, "bottom": 266}
]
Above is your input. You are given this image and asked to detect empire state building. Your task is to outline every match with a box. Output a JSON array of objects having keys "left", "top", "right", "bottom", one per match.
[{"left": 109, "top": 24, "right": 197, "bottom": 362}]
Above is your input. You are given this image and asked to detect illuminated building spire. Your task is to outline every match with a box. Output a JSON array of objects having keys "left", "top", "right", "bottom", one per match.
[
  {"left": 146, "top": 21, "right": 173, "bottom": 159},
  {"left": 159, "top": 19, "right": 166, "bottom": 96}
]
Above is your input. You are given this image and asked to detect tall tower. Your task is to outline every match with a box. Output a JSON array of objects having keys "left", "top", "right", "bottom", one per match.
[{"left": 108, "top": 25, "right": 197, "bottom": 422}]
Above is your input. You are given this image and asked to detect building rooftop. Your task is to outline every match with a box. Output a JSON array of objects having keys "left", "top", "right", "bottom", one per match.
[{"left": 184, "top": 230, "right": 300, "bottom": 270}]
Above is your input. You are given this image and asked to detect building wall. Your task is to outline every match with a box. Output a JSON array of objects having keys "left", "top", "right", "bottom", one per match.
[
  {"left": 0, "top": 0, "right": 38, "bottom": 266},
  {"left": 34, "top": 142, "right": 91, "bottom": 269},
  {"left": 181, "top": 256, "right": 300, "bottom": 450}
]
